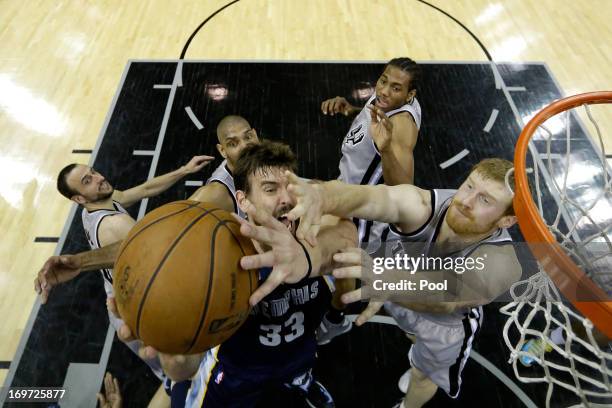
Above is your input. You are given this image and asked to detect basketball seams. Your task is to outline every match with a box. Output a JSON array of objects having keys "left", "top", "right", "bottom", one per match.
[
  {"left": 117, "top": 201, "right": 202, "bottom": 260},
  {"left": 204, "top": 211, "right": 256, "bottom": 295},
  {"left": 186, "top": 221, "right": 223, "bottom": 354},
  {"left": 134, "top": 208, "right": 224, "bottom": 339}
]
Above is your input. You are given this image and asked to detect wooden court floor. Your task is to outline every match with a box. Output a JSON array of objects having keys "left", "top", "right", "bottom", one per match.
[{"left": 1, "top": 0, "right": 610, "bottom": 392}]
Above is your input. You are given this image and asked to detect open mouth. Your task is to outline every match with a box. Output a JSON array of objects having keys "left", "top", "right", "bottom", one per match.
[
  {"left": 375, "top": 96, "right": 389, "bottom": 108},
  {"left": 277, "top": 215, "right": 293, "bottom": 230}
]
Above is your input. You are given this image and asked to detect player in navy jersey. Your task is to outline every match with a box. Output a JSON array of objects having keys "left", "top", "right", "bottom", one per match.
[{"left": 158, "top": 140, "right": 357, "bottom": 407}]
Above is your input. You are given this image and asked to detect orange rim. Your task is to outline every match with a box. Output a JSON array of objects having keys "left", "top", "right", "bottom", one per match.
[{"left": 513, "top": 91, "right": 612, "bottom": 339}]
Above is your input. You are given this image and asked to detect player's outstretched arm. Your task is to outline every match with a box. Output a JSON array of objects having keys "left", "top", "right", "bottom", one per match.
[
  {"left": 114, "top": 155, "right": 214, "bottom": 208},
  {"left": 187, "top": 181, "right": 236, "bottom": 212},
  {"left": 321, "top": 96, "right": 359, "bottom": 117},
  {"left": 368, "top": 105, "right": 418, "bottom": 185},
  {"left": 34, "top": 241, "right": 122, "bottom": 304},
  {"left": 286, "top": 171, "right": 432, "bottom": 243}
]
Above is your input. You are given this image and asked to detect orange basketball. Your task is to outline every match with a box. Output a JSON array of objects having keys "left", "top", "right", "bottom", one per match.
[{"left": 113, "top": 200, "right": 258, "bottom": 354}]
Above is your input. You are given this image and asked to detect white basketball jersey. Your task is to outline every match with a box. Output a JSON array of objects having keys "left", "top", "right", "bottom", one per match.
[
  {"left": 206, "top": 160, "right": 245, "bottom": 219},
  {"left": 383, "top": 189, "right": 512, "bottom": 324},
  {"left": 338, "top": 94, "right": 422, "bottom": 252},
  {"left": 81, "top": 201, "right": 129, "bottom": 298}
]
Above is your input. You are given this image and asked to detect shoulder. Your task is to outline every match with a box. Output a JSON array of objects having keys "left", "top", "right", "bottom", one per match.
[{"left": 98, "top": 213, "right": 135, "bottom": 246}]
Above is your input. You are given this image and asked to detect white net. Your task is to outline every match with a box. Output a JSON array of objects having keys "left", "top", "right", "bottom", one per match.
[{"left": 501, "top": 100, "right": 612, "bottom": 408}]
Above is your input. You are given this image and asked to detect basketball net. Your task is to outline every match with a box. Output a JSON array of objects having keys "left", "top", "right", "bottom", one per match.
[{"left": 500, "top": 94, "right": 612, "bottom": 408}]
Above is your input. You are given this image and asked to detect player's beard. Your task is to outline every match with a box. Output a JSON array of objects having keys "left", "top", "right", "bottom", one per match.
[
  {"left": 446, "top": 201, "right": 496, "bottom": 235},
  {"left": 90, "top": 184, "right": 114, "bottom": 203}
]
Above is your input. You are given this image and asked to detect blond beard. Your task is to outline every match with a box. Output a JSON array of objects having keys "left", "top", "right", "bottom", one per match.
[{"left": 447, "top": 202, "right": 497, "bottom": 235}]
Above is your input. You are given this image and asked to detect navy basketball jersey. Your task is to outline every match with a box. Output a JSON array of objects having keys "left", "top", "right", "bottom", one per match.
[
  {"left": 216, "top": 268, "right": 334, "bottom": 370},
  {"left": 81, "top": 201, "right": 129, "bottom": 297},
  {"left": 338, "top": 94, "right": 421, "bottom": 253},
  {"left": 206, "top": 160, "right": 245, "bottom": 218}
]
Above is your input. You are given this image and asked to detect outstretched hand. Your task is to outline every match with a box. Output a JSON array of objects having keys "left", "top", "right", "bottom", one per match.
[
  {"left": 233, "top": 204, "right": 311, "bottom": 306},
  {"left": 183, "top": 155, "right": 215, "bottom": 173},
  {"left": 97, "top": 372, "right": 122, "bottom": 408},
  {"left": 368, "top": 105, "right": 394, "bottom": 152},
  {"left": 332, "top": 247, "right": 383, "bottom": 326},
  {"left": 285, "top": 171, "right": 324, "bottom": 246},
  {"left": 34, "top": 255, "right": 83, "bottom": 304}
]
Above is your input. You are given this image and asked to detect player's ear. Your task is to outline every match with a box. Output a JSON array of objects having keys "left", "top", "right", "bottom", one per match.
[
  {"left": 407, "top": 88, "right": 416, "bottom": 103},
  {"left": 217, "top": 143, "right": 226, "bottom": 159},
  {"left": 236, "top": 190, "right": 250, "bottom": 214},
  {"left": 251, "top": 128, "right": 259, "bottom": 141},
  {"left": 71, "top": 195, "right": 86, "bottom": 205},
  {"left": 497, "top": 214, "right": 517, "bottom": 229}
]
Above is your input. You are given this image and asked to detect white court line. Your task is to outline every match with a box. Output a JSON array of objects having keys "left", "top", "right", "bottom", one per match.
[
  {"left": 185, "top": 106, "right": 204, "bottom": 130},
  {"left": 0, "top": 63, "right": 135, "bottom": 404},
  {"left": 177, "top": 59, "right": 183, "bottom": 87},
  {"left": 133, "top": 150, "right": 155, "bottom": 156},
  {"left": 185, "top": 180, "right": 204, "bottom": 187},
  {"left": 489, "top": 61, "right": 581, "bottom": 244},
  {"left": 153, "top": 84, "right": 172, "bottom": 89},
  {"left": 440, "top": 149, "right": 470, "bottom": 169},
  {"left": 483, "top": 109, "right": 499, "bottom": 132},
  {"left": 507, "top": 86, "right": 526, "bottom": 92},
  {"left": 347, "top": 313, "right": 539, "bottom": 408},
  {"left": 137, "top": 62, "right": 183, "bottom": 220}
]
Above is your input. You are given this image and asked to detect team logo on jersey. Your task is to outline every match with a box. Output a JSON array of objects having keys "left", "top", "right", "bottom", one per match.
[{"left": 344, "top": 124, "right": 365, "bottom": 145}]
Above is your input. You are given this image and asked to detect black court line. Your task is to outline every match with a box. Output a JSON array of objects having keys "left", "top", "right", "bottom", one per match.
[
  {"left": 415, "top": 0, "right": 493, "bottom": 61},
  {"left": 34, "top": 237, "right": 60, "bottom": 243},
  {"left": 606, "top": 154, "right": 612, "bottom": 158},
  {"left": 180, "top": 0, "right": 242, "bottom": 59},
  {"left": 72, "top": 149, "right": 93, "bottom": 154},
  {"left": 0, "top": 361, "right": 10, "bottom": 369}
]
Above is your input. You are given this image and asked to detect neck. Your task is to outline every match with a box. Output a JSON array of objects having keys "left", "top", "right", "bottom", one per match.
[{"left": 84, "top": 197, "right": 114, "bottom": 212}]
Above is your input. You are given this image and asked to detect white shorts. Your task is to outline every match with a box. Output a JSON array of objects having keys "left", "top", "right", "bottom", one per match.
[{"left": 384, "top": 302, "right": 483, "bottom": 398}]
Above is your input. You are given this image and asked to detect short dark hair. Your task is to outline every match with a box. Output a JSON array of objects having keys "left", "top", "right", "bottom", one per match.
[
  {"left": 57, "top": 163, "right": 80, "bottom": 199},
  {"left": 387, "top": 57, "right": 421, "bottom": 92},
  {"left": 234, "top": 140, "right": 297, "bottom": 194}
]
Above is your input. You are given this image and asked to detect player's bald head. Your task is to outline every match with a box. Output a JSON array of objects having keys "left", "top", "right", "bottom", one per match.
[{"left": 216, "top": 115, "right": 251, "bottom": 143}]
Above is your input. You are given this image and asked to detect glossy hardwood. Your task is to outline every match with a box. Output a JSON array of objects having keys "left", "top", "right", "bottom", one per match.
[{"left": 1, "top": 0, "right": 610, "bottom": 367}]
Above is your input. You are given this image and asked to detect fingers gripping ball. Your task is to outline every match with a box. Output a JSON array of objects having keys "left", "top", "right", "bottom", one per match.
[{"left": 113, "top": 201, "right": 258, "bottom": 354}]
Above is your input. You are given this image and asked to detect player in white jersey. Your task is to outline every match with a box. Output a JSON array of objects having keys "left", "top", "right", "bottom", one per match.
[
  {"left": 189, "top": 115, "right": 259, "bottom": 217},
  {"left": 286, "top": 158, "right": 523, "bottom": 408},
  {"left": 316, "top": 58, "right": 423, "bottom": 345},
  {"left": 39, "top": 155, "right": 212, "bottom": 404}
]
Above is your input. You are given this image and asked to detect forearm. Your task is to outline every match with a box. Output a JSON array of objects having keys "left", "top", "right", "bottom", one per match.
[
  {"left": 306, "top": 219, "right": 357, "bottom": 276},
  {"left": 78, "top": 241, "right": 122, "bottom": 270},
  {"left": 380, "top": 148, "right": 413, "bottom": 185},
  {"left": 141, "top": 167, "right": 189, "bottom": 197},
  {"left": 321, "top": 181, "right": 398, "bottom": 224}
]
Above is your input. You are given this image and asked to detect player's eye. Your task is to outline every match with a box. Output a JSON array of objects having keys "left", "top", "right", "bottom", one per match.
[
  {"left": 393, "top": 87, "right": 400, "bottom": 92},
  {"left": 480, "top": 195, "right": 490, "bottom": 204}
]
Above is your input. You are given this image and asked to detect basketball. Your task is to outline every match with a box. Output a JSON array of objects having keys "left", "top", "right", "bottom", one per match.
[{"left": 112, "top": 200, "right": 258, "bottom": 354}]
